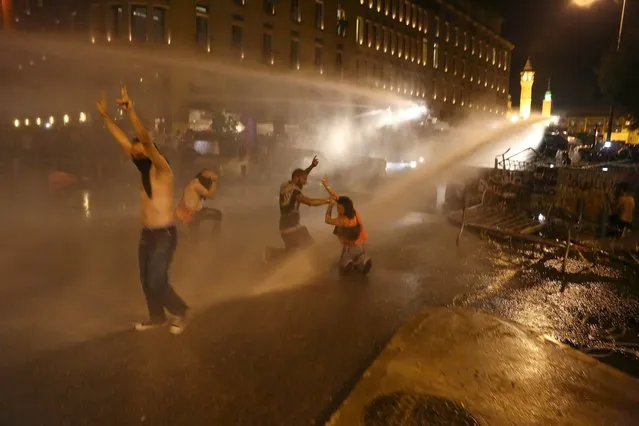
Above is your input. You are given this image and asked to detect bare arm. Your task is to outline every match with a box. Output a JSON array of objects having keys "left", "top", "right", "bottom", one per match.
[
  {"left": 321, "top": 178, "right": 339, "bottom": 200},
  {"left": 195, "top": 181, "right": 217, "bottom": 199},
  {"left": 304, "top": 155, "right": 319, "bottom": 176},
  {"left": 118, "top": 87, "right": 172, "bottom": 173},
  {"left": 96, "top": 97, "right": 132, "bottom": 155},
  {"left": 299, "top": 193, "right": 331, "bottom": 207},
  {"left": 325, "top": 203, "right": 342, "bottom": 226}
]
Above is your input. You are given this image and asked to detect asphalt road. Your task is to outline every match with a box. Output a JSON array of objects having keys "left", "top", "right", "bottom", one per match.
[
  {"left": 1, "top": 184, "right": 637, "bottom": 426},
  {"left": 0, "top": 186, "right": 494, "bottom": 426}
]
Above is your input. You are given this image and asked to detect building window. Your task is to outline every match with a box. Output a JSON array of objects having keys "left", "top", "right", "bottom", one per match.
[
  {"left": 383, "top": 27, "right": 389, "bottom": 52},
  {"left": 262, "top": 32, "right": 273, "bottom": 63},
  {"left": 290, "top": 38, "right": 300, "bottom": 69},
  {"left": 405, "top": 1, "right": 410, "bottom": 25},
  {"left": 463, "top": 31, "right": 467, "bottom": 51},
  {"left": 231, "top": 24, "right": 243, "bottom": 54},
  {"left": 152, "top": 7, "right": 166, "bottom": 43},
  {"left": 233, "top": 0, "right": 245, "bottom": 4},
  {"left": 404, "top": 36, "right": 409, "bottom": 60},
  {"left": 445, "top": 22, "right": 449, "bottom": 42},
  {"left": 195, "top": 5, "right": 209, "bottom": 49},
  {"left": 444, "top": 52, "right": 448, "bottom": 72},
  {"left": 375, "top": 24, "right": 381, "bottom": 49},
  {"left": 390, "top": 30, "right": 396, "bottom": 54},
  {"left": 478, "top": 40, "right": 482, "bottom": 58},
  {"left": 336, "top": 51, "right": 343, "bottom": 74},
  {"left": 337, "top": 6, "right": 347, "bottom": 37},
  {"left": 411, "top": 4, "right": 417, "bottom": 28},
  {"left": 263, "top": 0, "right": 275, "bottom": 15},
  {"left": 291, "top": 0, "right": 301, "bottom": 23},
  {"left": 462, "top": 60, "right": 466, "bottom": 78},
  {"left": 471, "top": 36, "right": 475, "bottom": 54},
  {"left": 434, "top": 17, "right": 439, "bottom": 37},
  {"left": 423, "top": 10, "right": 428, "bottom": 33},
  {"left": 315, "top": 1, "right": 324, "bottom": 30},
  {"left": 492, "top": 47, "right": 496, "bottom": 65},
  {"left": 314, "top": 45, "right": 323, "bottom": 71},
  {"left": 110, "top": 5, "right": 124, "bottom": 38},
  {"left": 422, "top": 38, "right": 427, "bottom": 66},
  {"left": 356, "top": 16, "right": 364, "bottom": 45},
  {"left": 131, "top": 6, "right": 147, "bottom": 42},
  {"left": 454, "top": 26, "right": 459, "bottom": 47},
  {"left": 366, "top": 20, "right": 373, "bottom": 47},
  {"left": 398, "top": 0, "right": 404, "bottom": 22},
  {"left": 433, "top": 42, "right": 438, "bottom": 68}
]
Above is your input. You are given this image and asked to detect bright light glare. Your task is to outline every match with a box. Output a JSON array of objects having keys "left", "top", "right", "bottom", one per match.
[
  {"left": 24, "top": 118, "right": 29, "bottom": 126},
  {"left": 82, "top": 191, "right": 91, "bottom": 218},
  {"left": 63, "top": 114, "right": 70, "bottom": 124},
  {"left": 44, "top": 122, "right": 52, "bottom": 129},
  {"left": 79, "top": 112, "right": 87, "bottom": 123},
  {"left": 49, "top": 116, "right": 55, "bottom": 124},
  {"left": 409, "top": 161, "right": 417, "bottom": 168},
  {"left": 538, "top": 214, "right": 546, "bottom": 223},
  {"left": 510, "top": 115, "right": 519, "bottom": 123},
  {"left": 36, "top": 117, "right": 41, "bottom": 126},
  {"left": 573, "top": 0, "right": 597, "bottom": 6},
  {"left": 419, "top": 156, "right": 425, "bottom": 163},
  {"left": 602, "top": 167, "right": 609, "bottom": 172},
  {"left": 235, "top": 122, "right": 246, "bottom": 133},
  {"left": 377, "top": 104, "right": 427, "bottom": 127},
  {"left": 13, "top": 119, "right": 19, "bottom": 128},
  {"left": 550, "top": 115, "right": 559, "bottom": 125},
  {"left": 604, "top": 141, "right": 612, "bottom": 148}
]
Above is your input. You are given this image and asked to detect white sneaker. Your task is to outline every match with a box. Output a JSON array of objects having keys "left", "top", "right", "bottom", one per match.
[
  {"left": 134, "top": 320, "right": 167, "bottom": 332},
  {"left": 169, "top": 312, "right": 189, "bottom": 335}
]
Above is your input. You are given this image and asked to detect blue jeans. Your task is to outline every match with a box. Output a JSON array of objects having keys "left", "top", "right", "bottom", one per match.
[{"left": 138, "top": 226, "right": 187, "bottom": 322}]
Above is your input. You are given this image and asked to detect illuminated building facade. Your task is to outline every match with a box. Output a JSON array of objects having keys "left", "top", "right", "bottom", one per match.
[
  {"left": 519, "top": 58, "right": 534, "bottom": 119},
  {"left": 541, "top": 79, "right": 552, "bottom": 118},
  {"left": 5, "top": 0, "right": 513, "bottom": 129},
  {"left": 559, "top": 110, "right": 630, "bottom": 136}
]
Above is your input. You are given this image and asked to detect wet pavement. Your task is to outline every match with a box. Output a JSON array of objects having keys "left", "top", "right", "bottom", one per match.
[
  {"left": 328, "top": 308, "right": 639, "bottom": 426},
  {"left": 0, "top": 185, "right": 638, "bottom": 425}
]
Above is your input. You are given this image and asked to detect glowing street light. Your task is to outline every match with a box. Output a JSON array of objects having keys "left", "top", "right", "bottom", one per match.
[
  {"left": 573, "top": 0, "right": 597, "bottom": 6},
  {"left": 79, "top": 112, "right": 87, "bottom": 123},
  {"left": 13, "top": 119, "right": 20, "bottom": 128},
  {"left": 49, "top": 116, "right": 55, "bottom": 125},
  {"left": 63, "top": 114, "right": 70, "bottom": 124},
  {"left": 36, "top": 117, "right": 41, "bottom": 126},
  {"left": 24, "top": 118, "right": 29, "bottom": 126}
]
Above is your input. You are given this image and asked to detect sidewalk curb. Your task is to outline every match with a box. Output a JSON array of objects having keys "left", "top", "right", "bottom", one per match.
[{"left": 326, "top": 307, "right": 639, "bottom": 426}]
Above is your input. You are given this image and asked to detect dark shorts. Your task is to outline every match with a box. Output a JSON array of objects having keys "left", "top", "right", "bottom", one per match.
[{"left": 281, "top": 226, "right": 314, "bottom": 251}]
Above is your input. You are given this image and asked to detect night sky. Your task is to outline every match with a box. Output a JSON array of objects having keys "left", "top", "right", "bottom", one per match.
[{"left": 476, "top": 0, "right": 637, "bottom": 112}]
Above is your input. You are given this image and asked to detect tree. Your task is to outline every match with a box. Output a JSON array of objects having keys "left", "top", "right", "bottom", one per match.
[{"left": 597, "top": 29, "right": 639, "bottom": 129}]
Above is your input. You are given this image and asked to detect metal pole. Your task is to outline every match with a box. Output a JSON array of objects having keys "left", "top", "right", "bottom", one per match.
[{"left": 606, "top": 0, "right": 628, "bottom": 141}]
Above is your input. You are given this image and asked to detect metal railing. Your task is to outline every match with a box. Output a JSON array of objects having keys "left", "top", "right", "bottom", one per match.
[{"left": 494, "top": 147, "right": 541, "bottom": 171}]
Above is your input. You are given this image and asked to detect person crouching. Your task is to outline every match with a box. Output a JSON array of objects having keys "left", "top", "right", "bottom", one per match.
[
  {"left": 176, "top": 169, "right": 222, "bottom": 236},
  {"left": 324, "top": 194, "right": 372, "bottom": 276}
]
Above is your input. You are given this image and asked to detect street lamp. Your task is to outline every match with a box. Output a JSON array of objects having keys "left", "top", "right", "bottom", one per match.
[{"left": 574, "top": 0, "right": 628, "bottom": 141}]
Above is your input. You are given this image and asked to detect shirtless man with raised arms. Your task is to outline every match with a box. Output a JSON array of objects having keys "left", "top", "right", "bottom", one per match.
[{"left": 97, "top": 87, "right": 188, "bottom": 335}]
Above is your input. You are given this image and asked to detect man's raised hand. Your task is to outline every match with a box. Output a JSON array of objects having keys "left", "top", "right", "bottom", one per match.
[
  {"left": 116, "top": 85, "right": 133, "bottom": 111},
  {"left": 311, "top": 155, "right": 319, "bottom": 168}
]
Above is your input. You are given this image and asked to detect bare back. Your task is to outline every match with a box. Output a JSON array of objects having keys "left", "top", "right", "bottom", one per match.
[
  {"left": 181, "top": 179, "right": 204, "bottom": 213},
  {"left": 140, "top": 165, "right": 175, "bottom": 228}
]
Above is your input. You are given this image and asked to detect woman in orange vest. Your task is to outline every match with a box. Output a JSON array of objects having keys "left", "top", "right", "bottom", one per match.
[{"left": 322, "top": 178, "right": 372, "bottom": 275}]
